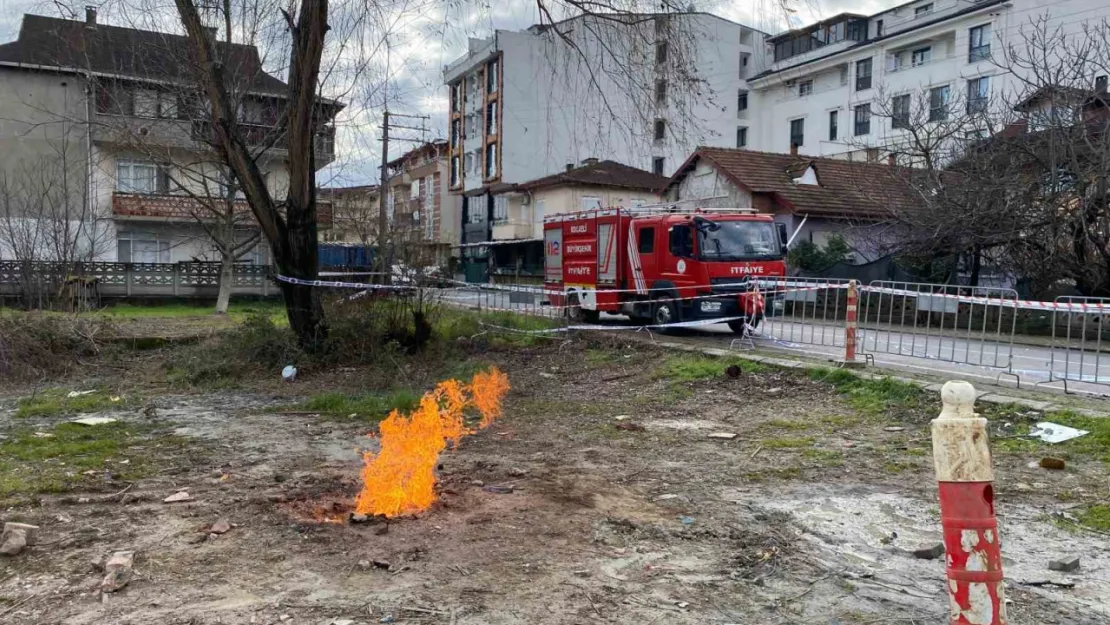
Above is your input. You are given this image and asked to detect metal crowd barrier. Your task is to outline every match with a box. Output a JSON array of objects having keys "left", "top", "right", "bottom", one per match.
[
  {"left": 757, "top": 277, "right": 852, "bottom": 348},
  {"left": 1047, "top": 295, "right": 1110, "bottom": 392},
  {"left": 858, "top": 281, "right": 1017, "bottom": 373}
]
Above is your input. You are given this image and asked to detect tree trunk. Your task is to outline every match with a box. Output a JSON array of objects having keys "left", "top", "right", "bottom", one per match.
[
  {"left": 215, "top": 253, "right": 234, "bottom": 314},
  {"left": 968, "top": 248, "right": 982, "bottom": 287},
  {"left": 276, "top": 196, "right": 326, "bottom": 350}
]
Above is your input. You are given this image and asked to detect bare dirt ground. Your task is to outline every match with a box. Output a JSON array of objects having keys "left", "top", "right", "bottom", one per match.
[{"left": 1, "top": 328, "right": 1109, "bottom": 625}]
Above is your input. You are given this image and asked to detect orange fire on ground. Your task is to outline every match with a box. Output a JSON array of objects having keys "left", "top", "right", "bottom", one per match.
[{"left": 354, "top": 367, "right": 510, "bottom": 518}]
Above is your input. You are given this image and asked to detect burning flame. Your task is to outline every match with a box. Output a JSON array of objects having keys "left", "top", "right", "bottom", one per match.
[{"left": 354, "top": 367, "right": 510, "bottom": 518}]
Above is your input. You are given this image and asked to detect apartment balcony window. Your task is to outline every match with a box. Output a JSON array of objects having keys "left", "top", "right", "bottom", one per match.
[
  {"left": 736, "top": 126, "right": 748, "bottom": 148},
  {"left": 652, "top": 157, "right": 665, "bottom": 176},
  {"left": 915, "top": 3, "right": 933, "bottom": 18},
  {"left": 854, "top": 104, "right": 871, "bottom": 136},
  {"left": 969, "top": 24, "right": 991, "bottom": 62},
  {"left": 856, "top": 58, "right": 872, "bottom": 91},
  {"left": 450, "top": 83, "right": 461, "bottom": 113},
  {"left": 912, "top": 46, "right": 932, "bottom": 67},
  {"left": 493, "top": 195, "right": 508, "bottom": 224},
  {"left": 737, "top": 89, "right": 749, "bottom": 113},
  {"left": 656, "top": 80, "right": 667, "bottom": 105},
  {"left": 116, "top": 160, "right": 170, "bottom": 194},
  {"left": 967, "top": 76, "right": 989, "bottom": 114},
  {"left": 450, "top": 156, "right": 459, "bottom": 187},
  {"left": 798, "top": 80, "right": 813, "bottom": 97},
  {"left": 828, "top": 110, "right": 838, "bottom": 141},
  {"left": 892, "top": 94, "right": 911, "bottom": 129},
  {"left": 485, "top": 142, "right": 498, "bottom": 178},
  {"left": 486, "top": 59, "right": 499, "bottom": 93},
  {"left": 653, "top": 119, "right": 666, "bottom": 141},
  {"left": 929, "top": 85, "right": 950, "bottom": 121},
  {"left": 451, "top": 119, "right": 461, "bottom": 144},
  {"left": 790, "top": 118, "right": 804, "bottom": 147},
  {"left": 486, "top": 102, "right": 498, "bottom": 135}
]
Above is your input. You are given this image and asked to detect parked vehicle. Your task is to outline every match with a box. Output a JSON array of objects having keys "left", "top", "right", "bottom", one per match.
[{"left": 544, "top": 206, "right": 787, "bottom": 332}]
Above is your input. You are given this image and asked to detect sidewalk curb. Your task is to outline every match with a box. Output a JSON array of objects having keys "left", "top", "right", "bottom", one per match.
[{"left": 650, "top": 340, "right": 1109, "bottom": 418}]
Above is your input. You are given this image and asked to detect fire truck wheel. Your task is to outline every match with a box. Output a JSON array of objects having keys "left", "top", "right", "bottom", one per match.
[{"left": 652, "top": 300, "right": 679, "bottom": 328}]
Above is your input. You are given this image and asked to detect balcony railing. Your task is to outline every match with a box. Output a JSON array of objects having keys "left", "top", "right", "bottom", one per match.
[
  {"left": 112, "top": 192, "right": 333, "bottom": 226},
  {"left": 190, "top": 121, "right": 337, "bottom": 160}
]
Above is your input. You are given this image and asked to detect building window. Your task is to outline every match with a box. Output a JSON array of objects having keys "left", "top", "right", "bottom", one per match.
[
  {"left": 133, "top": 89, "right": 159, "bottom": 117},
  {"left": 969, "top": 24, "right": 991, "bottom": 62},
  {"left": 839, "top": 65, "right": 849, "bottom": 85},
  {"left": 652, "top": 157, "right": 665, "bottom": 176},
  {"left": 493, "top": 195, "right": 508, "bottom": 224},
  {"left": 116, "top": 160, "right": 167, "bottom": 194},
  {"left": 117, "top": 232, "right": 171, "bottom": 263},
  {"left": 855, "top": 58, "right": 872, "bottom": 91},
  {"left": 450, "top": 83, "right": 461, "bottom": 113},
  {"left": 656, "top": 80, "right": 667, "bottom": 106},
  {"left": 486, "top": 102, "right": 498, "bottom": 135},
  {"left": 656, "top": 42, "right": 668, "bottom": 65},
  {"left": 450, "top": 156, "right": 459, "bottom": 186},
  {"left": 736, "top": 126, "right": 748, "bottom": 148},
  {"left": 967, "top": 76, "right": 989, "bottom": 114},
  {"left": 737, "top": 89, "right": 748, "bottom": 112},
  {"left": 892, "top": 94, "right": 911, "bottom": 129},
  {"left": 637, "top": 227, "right": 655, "bottom": 254},
  {"left": 798, "top": 80, "right": 813, "bottom": 97},
  {"left": 410, "top": 177, "right": 421, "bottom": 199},
  {"left": 580, "top": 196, "right": 602, "bottom": 210},
  {"left": 875, "top": 20, "right": 883, "bottom": 37},
  {"left": 912, "top": 47, "right": 932, "bottom": 66},
  {"left": 847, "top": 19, "right": 867, "bottom": 41},
  {"left": 929, "top": 85, "right": 950, "bottom": 121},
  {"left": 790, "top": 118, "right": 804, "bottom": 147},
  {"left": 485, "top": 142, "right": 498, "bottom": 178},
  {"left": 486, "top": 59, "right": 499, "bottom": 93},
  {"left": 653, "top": 119, "right": 666, "bottom": 141},
  {"left": 739, "top": 53, "right": 749, "bottom": 78},
  {"left": 854, "top": 104, "right": 871, "bottom": 135},
  {"left": 451, "top": 119, "right": 461, "bottom": 144},
  {"left": 828, "top": 110, "right": 838, "bottom": 141},
  {"left": 915, "top": 3, "right": 933, "bottom": 17}
]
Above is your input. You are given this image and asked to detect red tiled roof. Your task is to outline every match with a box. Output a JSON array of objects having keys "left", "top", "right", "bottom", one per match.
[
  {"left": 667, "top": 147, "right": 921, "bottom": 219},
  {"left": 519, "top": 160, "right": 669, "bottom": 192}
]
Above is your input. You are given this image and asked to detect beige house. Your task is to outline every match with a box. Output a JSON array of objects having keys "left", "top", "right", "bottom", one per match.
[
  {"left": 384, "top": 141, "right": 462, "bottom": 267},
  {"left": 480, "top": 159, "right": 667, "bottom": 280}
]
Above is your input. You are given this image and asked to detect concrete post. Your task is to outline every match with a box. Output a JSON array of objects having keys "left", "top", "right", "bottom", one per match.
[{"left": 932, "top": 381, "right": 1007, "bottom": 625}]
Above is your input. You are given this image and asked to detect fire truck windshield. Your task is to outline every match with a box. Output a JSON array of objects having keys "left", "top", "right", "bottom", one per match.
[{"left": 697, "top": 220, "right": 779, "bottom": 261}]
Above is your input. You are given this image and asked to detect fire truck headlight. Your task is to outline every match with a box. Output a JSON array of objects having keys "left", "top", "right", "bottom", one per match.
[{"left": 700, "top": 300, "right": 722, "bottom": 313}]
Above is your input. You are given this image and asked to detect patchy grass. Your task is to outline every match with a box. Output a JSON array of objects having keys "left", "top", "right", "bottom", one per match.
[
  {"left": 656, "top": 353, "right": 770, "bottom": 382},
  {"left": 16, "top": 389, "right": 135, "bottom": 419},
  {"left": 296, "top": 389, "right": 421, "bottom": 421},
  {"left": 761, "top": 436, "right": 815, "bottom": 449},
  {"left": 0, "top": 421, "right": 185, "bottom": 503},
  {"left": 743, "top": 467, "right": 802, "bottom": 482},
  {"left": 984, "top": 406, "right": 1110, "bottom": 463},
  {"left": 762, "top": 419, "right": 811, "bottom": 431},
  {"left": 801, "top": 448, "right": 845, "bottom": 467},
  {"left": 1077, "top": 504, "right": 1110, "bottom": 532},
  {"left": 96, "top": 301, "right": 285, "bottom": 321},
  {"left": 807, "top": 368, "right": 925, "bottom": 416}
]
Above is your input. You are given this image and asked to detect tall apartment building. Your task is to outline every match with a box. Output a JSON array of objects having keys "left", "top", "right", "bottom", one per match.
[
  {"left": 382, "top": 141, "right": 462, "bottom": 265},
  {"left": 0, "top": 9, "right": 338, "bottom": 263},
  {"left": 443, "top": 12, "right": 765, "bottom": 246},
  {"left": 748, "top": 0, "right": 1107, "bottom": 158}
]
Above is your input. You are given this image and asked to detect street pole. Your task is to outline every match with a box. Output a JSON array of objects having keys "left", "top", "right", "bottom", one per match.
[{"left": 378, "top": 109, "right": 390, "bottom": 284}]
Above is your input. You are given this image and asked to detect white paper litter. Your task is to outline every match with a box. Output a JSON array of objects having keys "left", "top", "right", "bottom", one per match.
[
  {"left": 1029, "top": 421, "right": 1089, "bottom": 444},
  {"left": 71, "top": 417, "right": 118, "bottom": 426},
  {"left": 66, "top": 390, "right": 97, "bottom": 398}
]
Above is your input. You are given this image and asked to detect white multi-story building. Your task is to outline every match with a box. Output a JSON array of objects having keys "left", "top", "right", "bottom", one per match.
[
  {"left": 443, "top": 12, "right": 765, "bottom": 246},
  {"left": 748, "top": 0, "right": 1107, "bottom": 157}
]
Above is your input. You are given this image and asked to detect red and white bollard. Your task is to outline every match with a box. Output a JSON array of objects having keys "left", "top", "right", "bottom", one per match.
[
  {"left": 932, "top": 381, "right": 1007, "bottom": 625},
  {"left": 844, "top": 280, "right": 859, "bottom": 363}
]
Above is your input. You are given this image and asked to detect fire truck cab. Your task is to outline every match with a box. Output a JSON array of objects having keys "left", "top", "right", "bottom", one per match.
[{"left": 544, "top": 205, "right": 788, "bottom": 332}]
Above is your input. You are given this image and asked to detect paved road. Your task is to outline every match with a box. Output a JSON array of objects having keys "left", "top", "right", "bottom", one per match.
[{"left": 440, "top": 287, "right": 1110, "bottom": 398}]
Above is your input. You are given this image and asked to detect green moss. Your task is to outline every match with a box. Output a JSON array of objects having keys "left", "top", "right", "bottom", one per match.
[
  {"left": 763, "top": 419, "right": 811, "bottom": 431},
  {"left": 801, "top": 448, "right": 845, "bottom": 466},
  {"left": 806, "top": 368, "right": 925, "bottom": 415},
  {"left": 16, "top": 389, "right": 135, "bottom": 419},
  {"left": 296, "top": 389, "right": 420, "bottom": 421},
  {"left": 654, "top": 353, "right": 772, "bottom": 383},
  {"left": 1077, "top": 505, "right": 1110, "bottom": 531},
  {"left": 0, "top": 422, "right": 185, "bottom": 503}
]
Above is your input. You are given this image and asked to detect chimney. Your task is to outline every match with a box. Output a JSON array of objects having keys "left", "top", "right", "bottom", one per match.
[
  {"left": 887, "top": 153, "right": 896, "bottom": 166},
  {"left": 789, "top": 143, "right": 798, "bottom": 156},
  {"left": 1097, "top": 75, "right": 1108, "bottom": 93},
  {"left": 565, "top": 163, "right": 574, "bottom": 171},
  {"left": 85, "top": 6, "right": 97, "bottom": 28},
  {"left": 580, "top": 157, "right": 599, "bottom": 167}
]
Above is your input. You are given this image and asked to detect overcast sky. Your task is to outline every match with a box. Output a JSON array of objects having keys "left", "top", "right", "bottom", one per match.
[{"left": 1, "top": 0, "right": 900, "bottom": 185}]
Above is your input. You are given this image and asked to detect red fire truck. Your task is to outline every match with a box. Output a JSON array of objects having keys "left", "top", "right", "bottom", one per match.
[{"left": 544, "top": 206, "right": 788, "bottom": 332}]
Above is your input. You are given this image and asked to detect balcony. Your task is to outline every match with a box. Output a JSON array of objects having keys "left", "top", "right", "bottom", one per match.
[
  {"left": 491, "top": 220, "right": 534, "bottom": 241},
  {"left": 191, "top": 121, "right": 337, "bottom": 164},
  {"left": 112, "top": 193, "right": 333, "bottom": 226}
]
